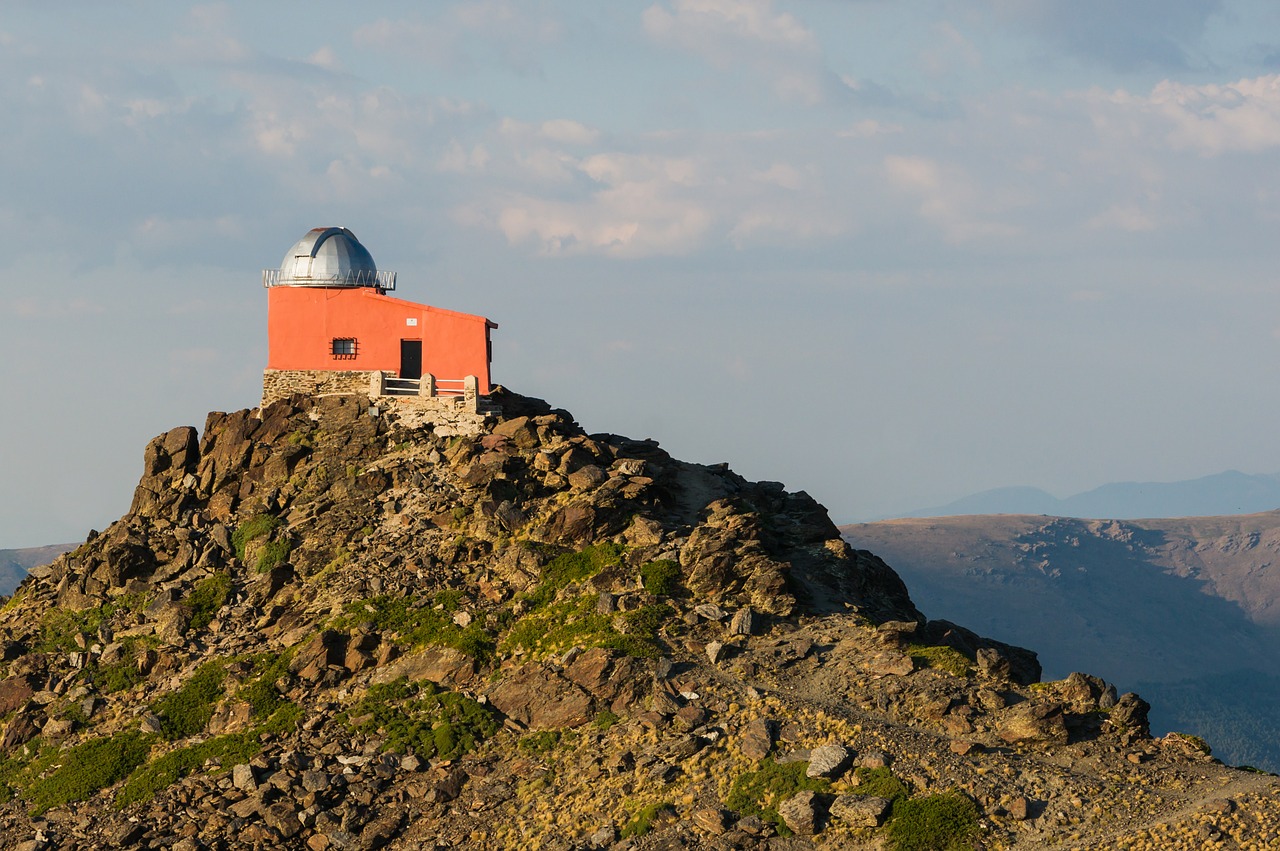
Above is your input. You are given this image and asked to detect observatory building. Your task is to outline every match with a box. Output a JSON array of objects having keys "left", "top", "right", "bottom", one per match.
[{"left": 261, "top": 227, "right": 496, "bottom": 408}]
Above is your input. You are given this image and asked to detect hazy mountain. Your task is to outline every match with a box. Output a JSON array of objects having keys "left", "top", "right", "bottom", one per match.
[
  {"left": 0, "top": 543, "right": 76, "bottom": 596},
  {"left": 887, "top": 470, "right": 1280, "bottom": 520},
  {"left": 842, "top": 511, "right": 1280, "bottom": 770}
]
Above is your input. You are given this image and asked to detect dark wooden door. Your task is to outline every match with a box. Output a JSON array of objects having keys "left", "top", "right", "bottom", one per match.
[{"left": 400, "top": 340, "right": 422, "bottom": 380}]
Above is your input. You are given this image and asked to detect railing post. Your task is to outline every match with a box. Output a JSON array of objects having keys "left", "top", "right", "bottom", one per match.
[
  {"left": 464, "top": 375, "right": 478, "bottom": 411},
  {"left": 419, "top": 373, "right": 437, "bottom": 398},
  {"left": 368, "top": 371, "right": 385, "bottom": 398}
]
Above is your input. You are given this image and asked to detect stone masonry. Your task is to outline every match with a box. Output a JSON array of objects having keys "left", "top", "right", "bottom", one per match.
[
  {"left": 262, "top": 369, "right": 379, "bottom": 407},
  {"left": 262, "top": 369, "right": 496, "bottom": 436}
]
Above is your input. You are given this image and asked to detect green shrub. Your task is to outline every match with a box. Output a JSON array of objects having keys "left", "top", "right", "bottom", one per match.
[
  {"left": 886, "top": 792, "right": 979, "bottom": 851},
  {"left": 256, "top": 539, "right": 292, "bottom": 573},
  {"left": 620, "top": 801, "right": 676, "bottom": 838},
  {"left": 186, "top": 573, "right": 232, "bottom": 631},
  {"left": 725, "top": 758, "right": 829, "bottom": 835},
  {"left": 35, "top": 594, "right": 147, "bottom": 654},
  {"left": 524, "top": 543, "right": 625, "bottom": 609},
  {"left": 851, "top": 766, "right": 910, "bottom": 803},
  {"left": 151, "top": 661, "right": 226, "bottom": 740},
  {"left": 593, "top": 710, "right": 620, "bottom": 731},
  {"left": 234, "top": 651, "right": 293, "bottom": 719},
  {"left": 338, "top": 679, "right": 498, "bottom": 760},
  {"left": 334, "top": 593, "right": 495, "bottom": 663},
  {"left": 639, "top": 560, "right": 681, "bottom": 595},
  {"left": 231, "top": 515, "right": 280, "bottom": 562},
  {"left": 96, "top": 659, "right": 144, "bottom": 694},
  {"left": 518, "top": 731, "right": 562, "bottom": 756},
  {"left": 907, "top": 645, "right": 974, "bottom": 678},
  {"left": 115, "top": 732, "right": 258, "bottom": 808},
  {"left": 502, "top": 594, "right": 666, "bottom": 659},
  {"left": 26, "top": 731, "right": 152, "bottom": 815}
]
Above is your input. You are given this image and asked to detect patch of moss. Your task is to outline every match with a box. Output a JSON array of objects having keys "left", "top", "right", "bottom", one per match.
[
  {"left": 593, "top": 710, "right": 620, "bottom": 731},
  {"left": 639, "top": 560, "right": 681, "bottom": 596},
  {"left": 886, "top": 791, "right": 979, "bottom": 851},
  {"left": 25, "top": 731, "right": 153, "bottom": 815},
  {"left": 94, "top": 658, "right": 144, "bottom": 695},
  {"left": 1166, "top": 731, "right": 1212, "bottom": 755},
  {"left": 234, "top": 651, "right": 294, "bottom": 719},
  {"left": 231, "top": 514, "right": 280, "bottom": 562},
  {"left": 151, "top": 660, "right": 226, "bottom": 740},
  {"left": 907, "top": 645, "right": 974, "bottom": 678},
  {"left": 338, "top": 678, "right": 497, "bottom": 760},
  {"left": 524, "top": 543, "right": 625, "bottom": 609},
  {"left": 620, "top": 801, "right": 676, "bottom": 838},
  {"left": 518, "top": 730, "right": 563, "bottom": 756},
  {"left": 334, "top": 592, "right": 495, "bottom": 663},
  {"left": 501, "top": 594, "right": 667, "bottom": 659},
  {"left": 725, "top": 758, "right": 830, "bottom": 835},
  {"left": 285, "top": 428, "right": 316, "bottom": 449},
  {"left": 114, "top": 700, "right": 301, "bottom": 807},
  {"left": 35, "top": 594, "right": 147, "bottom": 654},
  {"left": 186, "top": 572, "right": 232, "bottom": 631},
  {"left": 115, "top": 732, "right": 257, "bottom": 808},
  {"left": 851, "top": 766, "right": 910, "bottom": 802}
]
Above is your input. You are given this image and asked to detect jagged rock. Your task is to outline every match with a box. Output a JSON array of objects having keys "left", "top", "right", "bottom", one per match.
[
  {"left": 0, "top": 390, "right": 1245, "bottom": 850},
  {"left": 740, "top": 718, "right": 776, "bottom": 760},
  {"left": 487, "top": 665, "right": 594, "bottom": 729},
  {"left": 371, "top": 646, "right": 475, "bottom": 687},
  {"left": 806, "top": 744, "right": 852, "bottom": 779},
  {"left": 232, "top": 763, "right": 257, "bottom": 791},
  {"left": 830, "top": 794, "right": 890, "bottom": 827},
  {"left": 1059, "top": 672, "right": 1119, "bottom": 710},
  {"left": 778, "top": 790, "right": 820, "bottom": 835},
  {"left": 1110, "top": 693, "right": 1152, "bottom": 737},
  {"left": 730, "top": 607, "right": 756, "bottom": 636},
  {"left": 1000, "top": 701, "right": 1069, "bottom": 745},
  {"left": 0, "top": 675, "right": 38, "bottom": 715}
]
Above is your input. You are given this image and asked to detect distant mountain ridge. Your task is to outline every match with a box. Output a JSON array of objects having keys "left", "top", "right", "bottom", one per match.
[
  {"left": 886, "top": 470, "right": 1280, "bottom": 520},
  {"left": 842, "top": 510, "right": 1280, "bottom": 771},
  {"left": 0, "top": 544, "right": 76, "bottom": 596}
]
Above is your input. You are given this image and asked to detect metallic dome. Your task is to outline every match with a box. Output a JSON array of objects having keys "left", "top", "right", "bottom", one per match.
[{"left": 263, "top": 227, "right": 396, "bottom": 290}]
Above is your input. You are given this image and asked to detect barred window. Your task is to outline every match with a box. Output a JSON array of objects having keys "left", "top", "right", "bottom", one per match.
[{"left": 331, "top": 338, "right": 357, "bottom": 358}]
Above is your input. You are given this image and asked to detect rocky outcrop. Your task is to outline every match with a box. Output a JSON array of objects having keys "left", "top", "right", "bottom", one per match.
[{"left": 0, "top": 389, "right": 1269, "bottom": 850}]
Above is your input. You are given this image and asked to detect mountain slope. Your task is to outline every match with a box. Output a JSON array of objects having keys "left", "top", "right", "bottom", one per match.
[
  {"left": 842, "top": 512, "right": 1280, "bottom": 770},
  {"left": 0, "top": 391, "right": 1272, "bottom": 849}
]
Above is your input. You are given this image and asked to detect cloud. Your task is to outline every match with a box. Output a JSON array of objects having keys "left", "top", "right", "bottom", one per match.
[
  {"left": 642, "top": 0, "right": 843, "bottom": 105},
  {"left": 487, "top": 152, "right": 713, "bottom": 257},
  {"left": 353, "top": 3, "right": 562, "bottom": 75},
  {"left": 987, "top": 0, "right": 1225, "bottom": 72},
  {"left": 642, "top": 0, "right": 818, "bottom": 53},
  {"left": 1144, "top": 75, "right": 1280, "bottom": 155},
  {"left": 883, "top": 155, "right": 1023, "bottom": 243}
]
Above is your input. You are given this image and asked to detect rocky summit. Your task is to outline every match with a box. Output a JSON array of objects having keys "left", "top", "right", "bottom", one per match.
[{"left": 0, "top": 390, "right": 1276, "bottom": 851}]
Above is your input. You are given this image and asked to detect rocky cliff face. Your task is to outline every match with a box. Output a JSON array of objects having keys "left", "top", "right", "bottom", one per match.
[{"left": 0, "top": 391, "right": 1273, "bottom": 850}]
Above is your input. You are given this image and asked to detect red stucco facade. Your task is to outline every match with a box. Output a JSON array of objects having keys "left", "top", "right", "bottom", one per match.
[{"left": 267, "top": 287, "right": 495, "bottom": 394}]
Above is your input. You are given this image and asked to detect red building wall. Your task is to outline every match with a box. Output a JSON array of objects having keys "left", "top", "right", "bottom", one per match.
[{"left": 267, "top": 287, "right": 494, "bottom": 393}]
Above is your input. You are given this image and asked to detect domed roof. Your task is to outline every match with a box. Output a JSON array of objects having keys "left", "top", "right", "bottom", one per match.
[{"left": 265, "top": 227, "right": 395, "bottom": 290}]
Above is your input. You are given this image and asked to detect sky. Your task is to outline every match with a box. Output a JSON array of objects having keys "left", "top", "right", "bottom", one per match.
[{"left": 4, "top": 0, "right": 1280, "bottom": 548}]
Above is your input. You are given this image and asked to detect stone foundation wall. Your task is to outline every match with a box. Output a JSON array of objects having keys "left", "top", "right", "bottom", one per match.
[
  {"left": 262, "top": 370, "right": 499, "bottom": 436},
  {"left": 381, "top": 396, "right": 493, "bottom": 436},
  {"left": 262, "top": 370, "right": 386, "bottom": 407}
]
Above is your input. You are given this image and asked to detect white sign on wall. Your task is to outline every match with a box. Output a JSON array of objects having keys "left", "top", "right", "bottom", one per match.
[{"left": 406, "top": 318, "right": 418, "bottom": 326}]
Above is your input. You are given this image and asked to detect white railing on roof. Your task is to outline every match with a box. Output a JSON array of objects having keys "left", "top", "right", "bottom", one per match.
[{"left": 262, "top": 269, "right": 397, "bottom": 290}]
